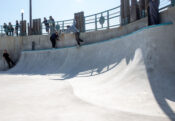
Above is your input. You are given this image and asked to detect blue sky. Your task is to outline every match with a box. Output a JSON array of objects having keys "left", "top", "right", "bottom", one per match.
[{"left": 0, "top": 0, "right": 120, "bottom": 25}]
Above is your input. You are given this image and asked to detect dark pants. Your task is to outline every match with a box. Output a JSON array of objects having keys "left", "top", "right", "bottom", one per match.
[
  {"left": 75, "top": 32, "right": 83, "bottom": 46},
  {"left": 16, "top": 29, "right": 18, "bottom": 36},
  {"left": 6, "top": 59, "right": 15, "bottom": 68},
  {"left": 9, "top": 31, "right": 14, "bottom": 36},
  {"left": 5, "top": 31, "right": 8, "bottom": 36},
  {"left": 148, "top": 0, "right": 160, "bottom": 25},
  {"left": 50, "top": 39, "right": 56, "bottom": 48},
  {"left": 46, "top": 26, "right": 49, "bottom": 32}
]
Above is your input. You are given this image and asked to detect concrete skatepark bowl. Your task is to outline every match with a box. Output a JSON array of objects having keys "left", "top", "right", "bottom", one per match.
[{"left": 0, "top": 23, "right": 175, "bottom": 121}]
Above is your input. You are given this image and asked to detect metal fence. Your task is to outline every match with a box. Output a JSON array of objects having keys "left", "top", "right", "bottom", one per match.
[{"left": 0, "top": 0, "right": 173, "bottom": 36}]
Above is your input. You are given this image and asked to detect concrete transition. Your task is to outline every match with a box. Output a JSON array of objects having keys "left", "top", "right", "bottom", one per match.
[{"left": 0, "top": 21, "right": 174, "bottom": 121}]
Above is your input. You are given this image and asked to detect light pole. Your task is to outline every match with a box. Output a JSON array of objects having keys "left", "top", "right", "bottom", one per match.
[
  {"left": 20, "top": 9, "right": 24, "bottom": 36},
  {"left": 21, "top": 9, "right": 24, "bottom": 21},
  {"left": 29, "top": 0, "right": 32, "bottom": 30}
]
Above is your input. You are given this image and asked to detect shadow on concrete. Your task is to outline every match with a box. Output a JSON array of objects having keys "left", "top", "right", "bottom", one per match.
[{"left": 145, "top": 63, "right": 175, "bottom": 121}]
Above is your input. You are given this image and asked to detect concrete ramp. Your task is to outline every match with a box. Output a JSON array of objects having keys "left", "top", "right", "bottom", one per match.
[{"left": 0, "top": 23, "right": 175, "bottom": 121}]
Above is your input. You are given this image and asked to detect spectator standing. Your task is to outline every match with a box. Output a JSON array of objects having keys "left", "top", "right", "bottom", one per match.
[
  {"left": 8, "top": 22, "right": 14, "bottom": 36},
  {"left": 49, "top": 16, "right": 55, "bottom": 34},
  {"left": 15, "top": 21, "right": 20, "bottom": 36},
  {"left": 3, "top": 23, "right": 8, "bottom": 36},
  {"left": 3, "top": 50, "right": 15, "bottom": 68}
]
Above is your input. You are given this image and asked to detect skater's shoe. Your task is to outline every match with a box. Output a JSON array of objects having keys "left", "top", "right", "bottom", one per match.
[{"left": 79, "top": 39, "right": 84, "bottom": 42}]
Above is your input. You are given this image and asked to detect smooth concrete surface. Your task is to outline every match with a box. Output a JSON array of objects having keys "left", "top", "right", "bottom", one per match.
[{"left": 0, "top": 21, "right": 175, "bottom": 121}]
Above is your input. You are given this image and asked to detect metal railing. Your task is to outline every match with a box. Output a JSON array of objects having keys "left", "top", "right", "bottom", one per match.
[
  {"left": 84, "top": 6, "right": 121, "bottom": 32},
  {"left": 0, "top": 0, "right": 173, "bottom": 36},
  {"left": 0, "top": 25, "right": 20, "bottom": 37}
]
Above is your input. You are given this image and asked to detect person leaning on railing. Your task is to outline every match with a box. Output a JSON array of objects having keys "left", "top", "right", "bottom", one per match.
[
  {"left": 43, "top": 17, "right": 50, "bottom": 34},
  {"left": 3, "top": 23, "right": 8, "bottom": 36}
]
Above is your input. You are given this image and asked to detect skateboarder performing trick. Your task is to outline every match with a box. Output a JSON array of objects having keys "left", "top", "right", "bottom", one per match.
[{"left": 67, "top": 19, "right": 84, "bottom": 47}]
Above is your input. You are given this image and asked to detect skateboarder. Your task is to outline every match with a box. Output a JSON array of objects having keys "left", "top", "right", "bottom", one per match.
[
  {"left": 3, "top": 50, "right": 15, "bottom": 68},
  {"left": 67, "top": 20, "right": 84, "bottom": 46},
  {"left": 50, "top": 31, "right": 59, "bottom": 48},
  {"left": 147, "top": 0, "right": 160, "bottom": 25}
]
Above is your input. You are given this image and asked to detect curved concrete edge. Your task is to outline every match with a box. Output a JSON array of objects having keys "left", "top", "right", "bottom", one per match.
[{"left": 22, "top": 22, "right": 173, "bottom": 53}]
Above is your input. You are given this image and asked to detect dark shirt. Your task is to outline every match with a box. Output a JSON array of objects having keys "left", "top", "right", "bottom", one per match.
[
  {"left": 3, "top": 25, "right": 8, "bottom": 32},
  {"left": 15, "top": 23, "right": 19, "bottom": 30},
  {"left": 3, "top": 53, "right": 10, "bottom": 61},
  {"left": 3, "top": 25, "right": 7, "bottom": 29},
  {"left": 8, "top": 25, "right": 14, "bottom": 32},
  {"left": 50, "top": 33, "right": 58, "bottom": 41}
]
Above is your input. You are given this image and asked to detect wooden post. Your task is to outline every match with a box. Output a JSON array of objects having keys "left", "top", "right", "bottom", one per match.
[
  {"left": 131, "top": 0, "right": 138, "bottom": 22},
  {"left": 145, "top": 0, "right": 149, "bottom": 16},
  {"left": 74, "top": 12, "right": 85, "bottom": 32},
  {"left": 124, "top": 0, "right": 130, "bottom": 24},
  {"left": 140, "top": 0, "right": 146, "bottom": 18},
  {"left": 171, "top": 0, "right": 175, "bottom": 6},
  {"left": 20, "top": 20, "right": 26, "bottom": 36},
  {"left": 120, "top": 0, "right": 125, "bottom": 25},
  {"left": 32, "top": 19, "right": 42, "bottom": 35}
]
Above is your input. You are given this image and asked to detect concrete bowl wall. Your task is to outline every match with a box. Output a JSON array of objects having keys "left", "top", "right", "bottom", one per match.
[{"left": 0, "top": 6, "right": 174, "bottom": 71}]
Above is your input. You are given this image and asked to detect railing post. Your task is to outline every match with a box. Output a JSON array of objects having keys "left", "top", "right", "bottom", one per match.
[
  {"left": 62, "top": 21, "right": 64, "bottom": 31},
  {"left": 95, "top": 14, "right": 97, "bottom": 31},
  {"left": 84, "top": 17, "right": 86, "bottom": 32},
  {"left": 139, "top": 0, "right": 145, "bottom": 18},
  {"left": 121, "top": 0, "right": 125, "bottom": 25},
  {"left": 107, "top": 11, "right": 110, "bottom": 29},
  {"left": 101, "top": 13, "right": 104, "bottom": 28},
  {"left": 124, "top": 0, "right": 130, "bottom": 24},
  {"left": 130, "top": 0, "right": 138, "bottom": 22}
]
